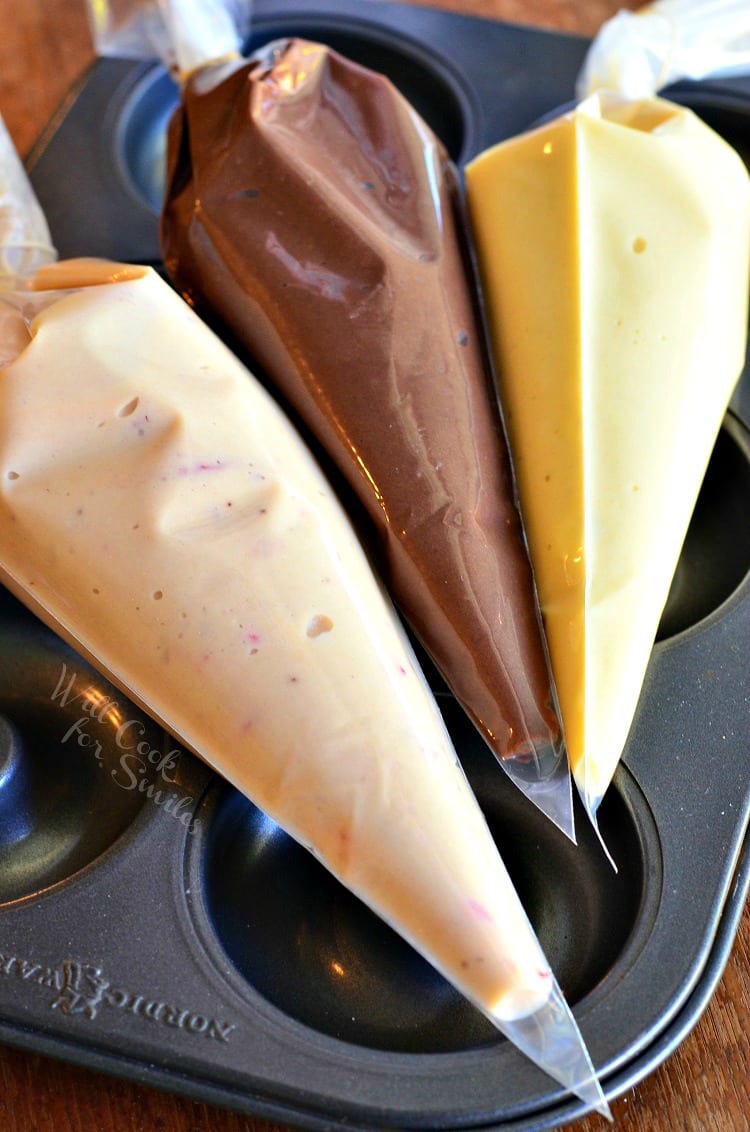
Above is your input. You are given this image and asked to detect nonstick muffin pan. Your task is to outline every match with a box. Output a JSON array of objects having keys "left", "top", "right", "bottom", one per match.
[{"left": 2, "top": 0, "right": 749, "bottom": 1127}]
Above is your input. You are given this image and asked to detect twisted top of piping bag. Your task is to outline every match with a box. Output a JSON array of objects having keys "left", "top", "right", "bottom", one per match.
[
  {"left": 86, "top": 0, "right": 252, "bottom": 80},
  {"left": 577, "top": 0, "right": 750, "bottom": 100}
]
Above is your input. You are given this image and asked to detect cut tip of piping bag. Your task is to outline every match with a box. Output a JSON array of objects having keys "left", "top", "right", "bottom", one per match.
[
  {"left": 499, "top": 733, "right": 576, "bottom": 844},
  {"left": 487, "top": 975, "right": 612, "bottom": 1121},
  {"left": 575, "top": 762, "right": 619, "bottom": 872}
]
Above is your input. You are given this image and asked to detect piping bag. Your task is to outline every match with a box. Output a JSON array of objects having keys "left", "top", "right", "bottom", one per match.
[
  {"left": 114, "top": 0, "right": 580, "bottom": 839},
  {"left": 0, "top": 115, "right": 609, "bottom": 1116},
  {"left": 465, "top": 0, "right": 750, "bottom": 852}
]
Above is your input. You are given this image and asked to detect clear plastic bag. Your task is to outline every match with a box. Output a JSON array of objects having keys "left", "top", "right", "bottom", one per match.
[
  {"left": 86, "top": 0, "right": 252, "bottom": 76},
  {"left": 0, "top": 115, "right": 56, "bottom": 288},
  {"left": 465, "top": 0, "right": 750, "bottom": 851},
  {"left": 577, "top": 0, "right": 750, "bottom": 99}
]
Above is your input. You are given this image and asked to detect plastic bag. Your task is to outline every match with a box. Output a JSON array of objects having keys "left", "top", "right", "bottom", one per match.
[
  {"left": 465, "top": 92, "right": 750, "bottom": 853},
  {"left": 577, "top": 0, "right": 750, "bottom": 100},
  {"left": 86, "top": 0, "right": 252, "bottom": 76},
  {"left": 465, "top": 0, "right": 750, "bottom": 852}
]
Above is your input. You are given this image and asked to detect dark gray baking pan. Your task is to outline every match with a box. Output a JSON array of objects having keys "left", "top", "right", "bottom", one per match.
[{"left": 1, "top": 1, "right": 748, "bottom": 1128}]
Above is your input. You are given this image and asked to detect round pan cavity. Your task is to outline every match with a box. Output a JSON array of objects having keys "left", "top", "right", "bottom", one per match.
[
  {"left": 657, "top": 414, "right": 750, "bottom": 640},
  {"left": 186, "top": 695, "right": 653, "bottom": 1056},
  {"left": 0, "top": 589, "right": 165, "bottom": 904}
]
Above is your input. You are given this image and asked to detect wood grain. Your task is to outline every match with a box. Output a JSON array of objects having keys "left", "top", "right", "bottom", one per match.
[{"left": 0, "top": 1, "right": 748, "bottom": 1130}]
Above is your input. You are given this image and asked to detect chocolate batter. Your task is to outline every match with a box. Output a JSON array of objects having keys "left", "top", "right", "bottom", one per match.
[{"left": 162, "top": 38, "right": 560, "bottom": 768}]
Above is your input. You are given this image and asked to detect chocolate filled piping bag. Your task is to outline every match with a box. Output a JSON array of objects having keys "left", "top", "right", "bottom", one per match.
[{"left": 156, "top": 15, "right": 575, "bottom": 838}]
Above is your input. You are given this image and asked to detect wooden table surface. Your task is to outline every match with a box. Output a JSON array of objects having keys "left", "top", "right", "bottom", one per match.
[{"left": 0, "top": 1, "right": 747, "bottom": 1130}]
